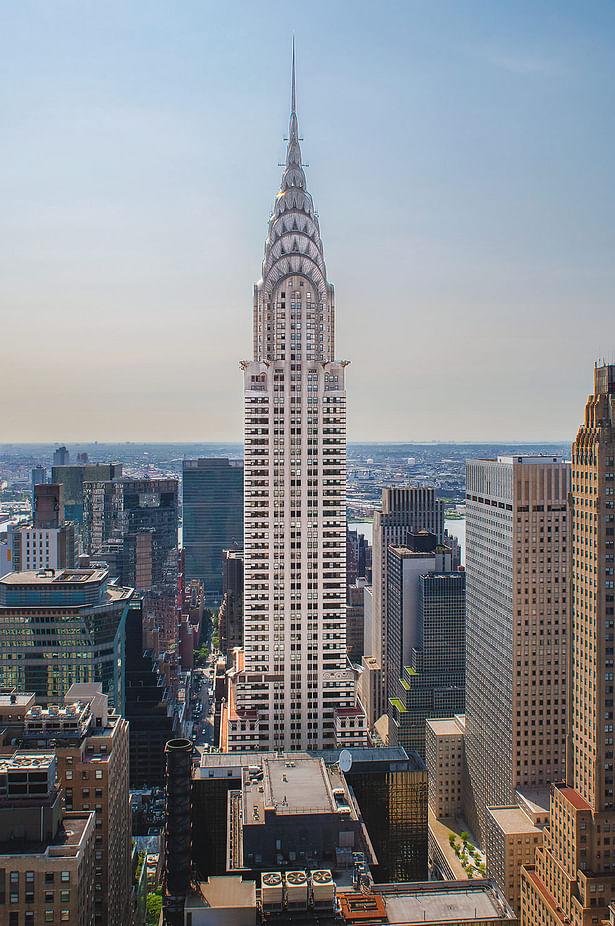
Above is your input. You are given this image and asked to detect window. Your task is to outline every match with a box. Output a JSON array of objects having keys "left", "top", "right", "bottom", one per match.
[
  {"left": 45, "top": 913, "right": 54, "bottom": 922},
  {"left": 61, "top": 872, "right": 70, "bottom": 883}
]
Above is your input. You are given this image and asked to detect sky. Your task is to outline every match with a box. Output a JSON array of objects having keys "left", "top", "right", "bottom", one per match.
[{"left": 1, "top": 0, "right": 614, "bottom": 443}]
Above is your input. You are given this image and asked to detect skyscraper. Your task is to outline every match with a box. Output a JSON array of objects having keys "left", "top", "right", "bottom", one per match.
[
  {"left": 83, "top": 476, "right": 178, "bottom": 586},
  {"left": 464, "top": 455, "right": 570, "bottom": 845},
  {"left": 223, "top": 50, "right": 366, "bottom": 752},
  {"left": 521, "top": 364, "right": 615, "bottom": 926},
  {"left": 425, "top": 455, "right": 570, "bottom": 910},
  {"left": 52, "top": 462, "right": 123, "bottom": 526},
  {"left": 0, "top": 567, "right": 133, "bottom": 710},
  {"left": 388, "top": 559, "right": 466, "bottom": 756},
  {"left": 182, "top": 458, "right": 243, "bottom": 604},
  {"left": 371, "top": 487, "right": 446, "bottom": 703},
  {"left": 53, "top": 445, "right": 70, "bottom": 466}
]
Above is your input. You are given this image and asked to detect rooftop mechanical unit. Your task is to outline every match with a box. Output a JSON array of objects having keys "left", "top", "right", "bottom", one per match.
[
  {"left": 261, "top": 872, "right": 283, "bottom": 911},
  {"left": 285, "top": 870, "right": 308, "bottom": 910},
  {"left": 310, "top": 869, "right": 335, "bottom": 909}
]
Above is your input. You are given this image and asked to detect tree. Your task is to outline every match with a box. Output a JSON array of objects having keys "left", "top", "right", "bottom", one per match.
[
  {"left": 146, "top": 890, "right": 162, "bottom": 925},
  {"left": 194, "top": 644, "right": 209, "bottom": 666}
]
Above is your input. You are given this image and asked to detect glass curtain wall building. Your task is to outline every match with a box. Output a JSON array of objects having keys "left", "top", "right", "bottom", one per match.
[
  {"left": 182, "top": 458, "right": 243, "bottom": 605},
  {"left": 0, "top": 568, "right": 133, "bottom": 711}
]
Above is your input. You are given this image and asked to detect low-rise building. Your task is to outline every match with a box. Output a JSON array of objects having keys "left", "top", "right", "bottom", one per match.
[{"left": 181, "top": 875, "right": 516, "bottom": 926}]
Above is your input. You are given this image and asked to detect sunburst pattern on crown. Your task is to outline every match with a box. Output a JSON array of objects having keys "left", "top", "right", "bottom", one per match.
[{"left": 260, "top": 49, "right": 328, "bottom": 303}]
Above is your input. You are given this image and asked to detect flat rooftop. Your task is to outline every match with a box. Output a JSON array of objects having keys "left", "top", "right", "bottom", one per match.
[
  {"left": 242, "top": 757, "right": 355, "bottom": 821},
  {"left": 0, "top": 692, "right": 35, "bottom": 709},
  {"left": 516, "top": 786, "right": 551, "bottom": 816},
  {"left": 427, "top": 716, "right": 465, "bottom": 736},
  {"left": 0, "top": 811, "right": 92, "bottom": 858},
  {"left": 486, "top": 805, "right": 543, "bottom": 836},
  {"left": 0, "top": 752, "right": 55, "bottom": 772},
  {"left": 378, "top": 884, "right": 510, "bottom": 924},
  {"left": 266, "top": 758, "right": 334, "bottom": 814},
  {"left": 187, "top": 877, "right": 256, "bottom": 910},
  {"left": 0, "top": 568, "right": 109, "bottom": 586},
  {"left": 195, "top": 746, "right": 415, "bottom": 775}
]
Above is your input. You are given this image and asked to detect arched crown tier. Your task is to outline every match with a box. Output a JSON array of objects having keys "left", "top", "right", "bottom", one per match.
[{"left": 258, "top": 46, "right": 330, "bottom": 306}]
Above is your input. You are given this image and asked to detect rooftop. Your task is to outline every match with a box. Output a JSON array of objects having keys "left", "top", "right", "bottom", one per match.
[
  {"left": 0, "top": 569, "right": 133, "bottom": 606},
  {"left": 195, "top": 746, "right": 416, "bottom": 775},
  {"left": 486, "top": 805, "right": 544, "bottom": 836},
  {"left": 374, "top": 882, "right": 512, "bottom": 925},
  {"left": 0, "top": 568, "right": 109, "bottom": 586},
  {"left": 186, "top": 876, "right": 256, "bottom": 911},
  {"left": 0, "top": 752, "right": 54, "bottom": 772},
  {"left": 242, "top": 757, "right": 356, "bottom": 821},
  {"left": 183, "top": 878, "right": 515, "bottom": 925},
  {"left": 0, "top": 811, "right": 93, "bottom": 859},
  {"left": 427, "top": 719, "right": 463, "bottom": 736},
  {"left": 515, "top": 786, "right": 551, "bottom": 817},
  {"left": 553, "top": 783, "right": 591, "bottom": 812},
  {"left": 0, "top": 691, "right": 36, "bottom": 709}
]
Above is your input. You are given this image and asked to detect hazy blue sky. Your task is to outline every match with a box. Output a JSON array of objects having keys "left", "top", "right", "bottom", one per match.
[{"left": 2, "top": 0, "right": 614, "bottom": 442}]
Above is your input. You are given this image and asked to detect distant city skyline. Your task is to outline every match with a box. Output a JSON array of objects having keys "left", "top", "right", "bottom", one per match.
[{"left": 2, "top": 1, "right": 614, "bottom": 441}]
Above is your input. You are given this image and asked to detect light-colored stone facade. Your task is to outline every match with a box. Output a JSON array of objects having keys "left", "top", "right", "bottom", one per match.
[
  {"left": 521, "top": 365, "right": 615, "bottom": 926},
  {"left": 224, "top": 55, "right": 366, "bottom": 752},
  {"left": 464, "top": 455, "right": 570, "bottom": 843}
]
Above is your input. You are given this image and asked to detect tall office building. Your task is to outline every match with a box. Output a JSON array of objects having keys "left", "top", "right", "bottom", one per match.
[
  {"left": 219, "top": 549, "right": 244, "bottom": 654},
  {"left": 0, "top": 568, "right": 133, "bottom": 710},
  {"left": 223, "top": 52, "right": 366, "bottom": 752},
  {"left": 52, "top": 462, "right": 123, "bottom": 525},
  {"left": 388, "top": 561, "right": 466, "bottom": 756},
  {"left": 33, "top": 482, "right": 64, "bottom": 528},
  {"left": 53, "top": 445, "right": 70, "bottom": 466},
  {"left": 371, "top": 488, "right": 446, "bottom": 711},
  {"left": 83, "top": 476, "right": 178, "bottom": 586},
  {"left": 464, "top": 455, "right": 570, "bottom": 844},
  {"left": 182, "top": 458, "right": 243, "bottom": 604},
  {"left": 521, "top": 365, "right": 615, "bottom": 926},
  {"left": 385, "top": 533, "right": 455, "bottom": 700}
]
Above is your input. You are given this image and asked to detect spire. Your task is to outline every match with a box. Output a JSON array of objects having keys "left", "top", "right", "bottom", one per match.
[
  {"left": 260, "top": 42, "right": 328, "bottom": 303},
  {"left": 286, "top": 39, "right": 301, "bottom": 170},
  {"left": 291, "top": 36, "right": 296, "bottom": 117}
]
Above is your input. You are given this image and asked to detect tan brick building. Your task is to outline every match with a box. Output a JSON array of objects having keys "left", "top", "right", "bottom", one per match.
[
  {"left": 0, "top": 685, "right": 131, "bottom": 926},
  {"left": 521, "top": 364, "right": 615, "bottom": 926}
]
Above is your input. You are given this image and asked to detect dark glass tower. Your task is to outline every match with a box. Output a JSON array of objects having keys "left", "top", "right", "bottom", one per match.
[{"left": 182, "top": 458, "right": 243, "bottom": 605}]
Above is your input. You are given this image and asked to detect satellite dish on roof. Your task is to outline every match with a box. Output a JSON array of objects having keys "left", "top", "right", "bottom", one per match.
[{"left": 339, "top": 749, "right": 352, "bottom": 773}]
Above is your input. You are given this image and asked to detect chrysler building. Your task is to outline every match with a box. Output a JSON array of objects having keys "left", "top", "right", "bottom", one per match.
[{"left": 223, "top": 49, "right": 367, "bottom": 751}]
